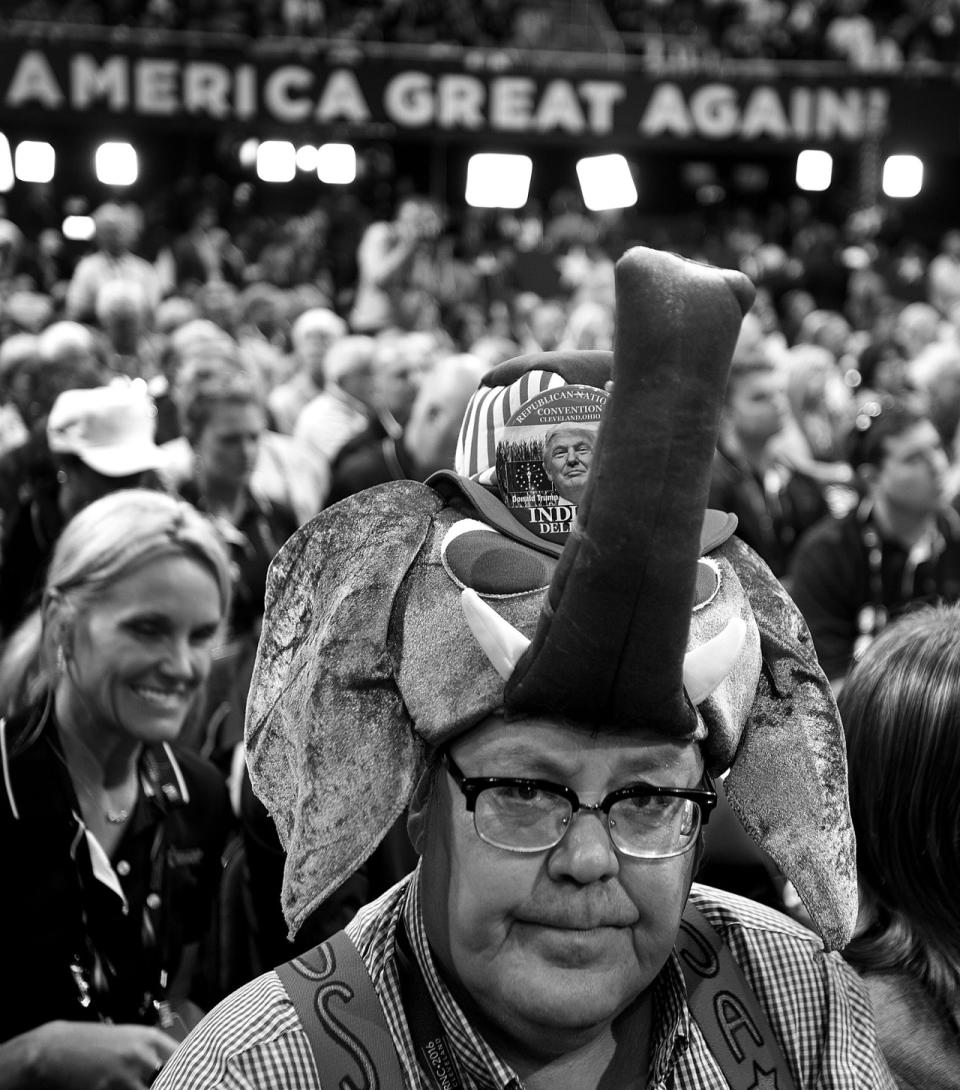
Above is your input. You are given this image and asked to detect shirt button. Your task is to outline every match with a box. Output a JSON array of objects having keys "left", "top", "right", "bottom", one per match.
[{"left": 116, "top": 860, "right": 131, "bottom": 876}]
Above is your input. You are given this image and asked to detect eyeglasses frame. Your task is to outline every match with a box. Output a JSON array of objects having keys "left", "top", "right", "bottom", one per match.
[{"left": 443, "top": 750, "right": 718, "bottom": 858}]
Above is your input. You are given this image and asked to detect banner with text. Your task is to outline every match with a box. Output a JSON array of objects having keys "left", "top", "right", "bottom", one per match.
[{"left": 1, "top": 40, "right": 957, "bottom": 150}]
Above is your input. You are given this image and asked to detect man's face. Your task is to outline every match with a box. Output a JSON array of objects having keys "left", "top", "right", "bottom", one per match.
[
  {"left": 874, "top": 419, "right": 948, "bottom": 515},
  {"left": 419, "top": 715, "right": 703, "bottom": 1054},
  {"left": 199, "top": 283, "right": 239, "bottom": 328},
  {"left": 397, "top": 198, "right": 442, "bottom": 239},
  {"left": 543, "top": 426, "right": 596, "bottom": 504},
  {"left": 297, "top": 327, "right": 340, "bottom": 385},
  {"left": 194, "top": 401, "right": 265, "bottom": 489},
  {"left": 529, "top": 303, "right": 567, "bottom": 352},
  {"left": 727, "top": 368, "right": 788, "bottom": 446},
  {"left": 373, "top": 349, "right": 424, "bottom": 426},
  {"left": 96, "top": 218, "right": 128, "bottom": 256}
]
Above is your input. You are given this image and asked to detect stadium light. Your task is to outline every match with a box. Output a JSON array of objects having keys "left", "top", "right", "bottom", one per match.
[
  {"left": 882, "top": 154, "right": 923, "bottom": 198},
  {"left": 256, "top": 140, "right": 296, "bottom": 183},
  {"left": 317, "top": 143, "right": 356, "bottom": 184},
  {"left": 238, "top": 138, "right": 259, "bottom": 168},
  {"left": 465, "top": 153, "right": 532, "bottom": 209},
  {"left": 0, "top": 134, "right": 13, "bottom": 192},
  {"left": 62, "top": 214, "right": 96, "bottom": 242},
  {"left": 296, "top": 144, "right": 319, "bottom": 172},
  {"left": 576, "top": 154, "right": 638, "bottom": 211},
  {"left": 95, "top": 142, "right": 138, "bottom": 186},
  {"left": 796, "top": 150, "right": 832, "bottom": 192},
  {"left": 15, "top": 140, "right": 55, "bottom": 184}
]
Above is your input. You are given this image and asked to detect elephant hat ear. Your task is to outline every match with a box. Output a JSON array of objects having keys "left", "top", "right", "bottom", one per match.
[
  {"left": 245, "top": 482, "right": 441, "bottom": 936},
  {"left": 716, "top": 536, "right": 859, "bottom": 952}
]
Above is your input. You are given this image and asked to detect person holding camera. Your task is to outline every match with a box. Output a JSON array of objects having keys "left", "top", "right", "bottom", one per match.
[{"left": 348, "top": 194, "right": 451, "bottom": 335}]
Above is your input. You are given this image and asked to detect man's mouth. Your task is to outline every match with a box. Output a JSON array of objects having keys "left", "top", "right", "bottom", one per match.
[
  {"left": 520, "top": 909, "right": 636, "bottom": 930},
  {"left": 533, "top": 921, "right": 621, "bottom": 932}
]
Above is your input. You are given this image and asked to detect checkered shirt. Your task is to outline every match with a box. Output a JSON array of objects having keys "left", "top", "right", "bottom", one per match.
[{"left": 155, "top": 873, "right": 896, "bottom": 1089}]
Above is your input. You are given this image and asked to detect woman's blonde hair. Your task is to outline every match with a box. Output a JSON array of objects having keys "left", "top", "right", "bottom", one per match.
[{"left": 0, "top": 490, "right": 232, "bottom": 717}]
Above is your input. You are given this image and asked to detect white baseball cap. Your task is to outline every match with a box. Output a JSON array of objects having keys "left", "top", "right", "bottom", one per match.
[{"left": 47, "top": 382, "right": 163, "bottom": 477}]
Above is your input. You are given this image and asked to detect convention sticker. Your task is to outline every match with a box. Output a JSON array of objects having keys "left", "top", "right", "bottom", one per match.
[{"left": 494, "top": 384, "right": 608, "bottom": 545}]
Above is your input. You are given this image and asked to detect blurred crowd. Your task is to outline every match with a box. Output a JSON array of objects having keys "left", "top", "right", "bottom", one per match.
[
  {"left": 3, "top": 0, "right": 960, "bottom": 68},
  {"left": 606, "top": 0, "right": 960, "bottom": 67},
  {"left": 2, "top": 171, "right": 960, "bottom": 1082},
  {"left": 4, "top": 179, "right": 960, "bottom": 689}
]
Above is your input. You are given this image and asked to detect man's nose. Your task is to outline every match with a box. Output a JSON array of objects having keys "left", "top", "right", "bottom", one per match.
[{"left": 546, "top": 808, "right": 619, "bottom": 884}]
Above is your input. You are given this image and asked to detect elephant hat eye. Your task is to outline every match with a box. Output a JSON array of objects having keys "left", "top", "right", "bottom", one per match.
[{"left": 441, "top": 520, "right": 555, "bottom": 598}]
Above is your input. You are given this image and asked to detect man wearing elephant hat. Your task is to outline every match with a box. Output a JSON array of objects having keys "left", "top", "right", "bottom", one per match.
[{"left": 158, "top": 248, "right": 894, "bottom": 1089}]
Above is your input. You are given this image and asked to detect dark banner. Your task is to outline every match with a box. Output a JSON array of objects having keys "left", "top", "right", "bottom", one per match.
[{"left": 0, "top": 40, "right": 956, "bottom": 150}]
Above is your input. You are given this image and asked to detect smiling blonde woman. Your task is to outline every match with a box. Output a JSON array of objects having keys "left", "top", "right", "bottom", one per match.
[{"left": 0, "top": 489, "right": 234, "bottom": 1089}]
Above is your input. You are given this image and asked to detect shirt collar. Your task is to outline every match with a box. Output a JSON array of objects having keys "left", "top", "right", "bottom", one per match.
[
  {"left": 401, "top": 865, "right": 692, "bottom": 1089},
  {"left": 649, "top": 951, "right": 693, "bottom": 1085}
]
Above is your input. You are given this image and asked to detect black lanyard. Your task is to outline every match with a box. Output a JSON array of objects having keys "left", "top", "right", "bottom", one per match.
[
  {"left": 65, "top": 811, "right": 166, "bottom": 1022},
  {"left": 394, "top": 919, "right": 467, "bottom": 1090},
  {"left": 59, "top": 740, "right": 182, "bottom": 1026}
]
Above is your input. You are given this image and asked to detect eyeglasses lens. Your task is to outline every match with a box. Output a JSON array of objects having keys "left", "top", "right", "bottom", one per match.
[
  {"left": 607, "top": 796, "right": 699, "bottom": 857},
  {"left": 474, "top": 784, "right": 570, "bottom": 851},
  {"left": 473, "top": 785, "right": 701, "bottom": 858}
]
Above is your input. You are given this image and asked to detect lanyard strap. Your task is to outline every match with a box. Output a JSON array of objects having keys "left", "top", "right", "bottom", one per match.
[
  {"left": 278, "top": 921, "right": 466, "bottom": 1090},
  {"left": 677, "top": 902, "right": 799, "bottom": 1090},
  {"left": 394, "top": 919, "right": 466, "bottom": 1090},
  {"left": 276, "top": 928, "right": 406, "bottom": 1090}
]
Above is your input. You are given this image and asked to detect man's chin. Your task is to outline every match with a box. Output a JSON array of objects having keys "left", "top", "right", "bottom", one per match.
[
  {"left": 486, "top": 968, "right": 642, "bottom": 1047},
  {"left": 498, "top": 934, "right": 644, "bottom": 1015}
]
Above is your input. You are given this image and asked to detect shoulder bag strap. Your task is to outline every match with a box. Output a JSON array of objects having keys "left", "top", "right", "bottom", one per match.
[
  {"left": 677, "top": 902, "right": 799, "bottom": 1090},
  {"left": 276, "top": 929, "right": 406, "bottom": 1089}
]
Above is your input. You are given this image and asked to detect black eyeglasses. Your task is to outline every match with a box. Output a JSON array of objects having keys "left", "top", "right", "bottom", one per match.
[{"left": 444, "top": 751, "right": 717, "bottom": 860}]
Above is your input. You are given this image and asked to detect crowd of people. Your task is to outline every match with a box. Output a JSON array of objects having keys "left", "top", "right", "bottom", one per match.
[
  {"left": 0, "top": 173, "right": 959, "bottom": 1087},
  {"left": 4, "top": 0, "right": 960, "bottom": 68},
  {"left": 0, "top": 0, "right": 522, "bottom": 45}
]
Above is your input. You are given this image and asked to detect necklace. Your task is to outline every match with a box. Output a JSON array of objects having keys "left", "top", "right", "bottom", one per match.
[
  {"left": 50, "top": 735, "right": 140, "bottom": 827},
  {"left": 76, "top": 775, "right": 138, "bottom": 826},
  {"left": 79, "top": 773, "right": 138, "bottom": 826}
]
